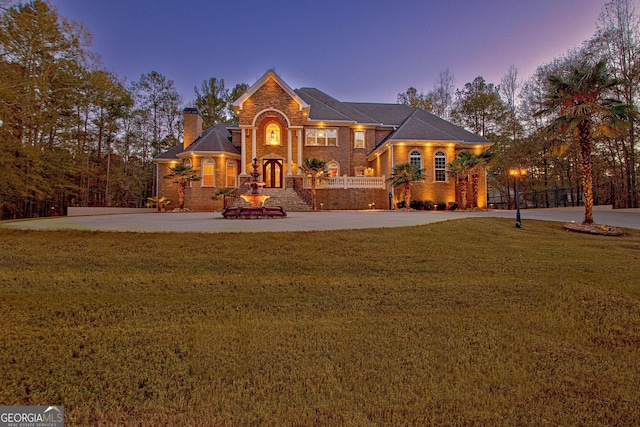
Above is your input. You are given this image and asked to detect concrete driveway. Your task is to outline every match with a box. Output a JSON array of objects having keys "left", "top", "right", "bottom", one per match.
[{"left": 1, "top": 205, "right": 638, "bottom": 233}]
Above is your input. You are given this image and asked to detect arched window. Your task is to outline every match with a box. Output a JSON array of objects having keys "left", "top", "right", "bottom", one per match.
[
  {"left": 435, "top": 151, "right": 447, "bottom": 182},
  {"left": 202, "top": 158, "right": 215, "bottom": 187},
  {"left": 409, "top": 151, "right": 422, "bottom": 169},
  {"left": 226, "top": 160, "right": 237, "bottom": 187},
  {"left": 266, "top": 123, "right": 281, "bottom": 145},
  {"left": 326, "top": 161, "right": 339, "bottom": 177}
]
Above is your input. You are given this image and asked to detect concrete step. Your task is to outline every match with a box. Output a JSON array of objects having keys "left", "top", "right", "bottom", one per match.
[{"left": 230, "top": 188, "right": 313, "bottom": 212}]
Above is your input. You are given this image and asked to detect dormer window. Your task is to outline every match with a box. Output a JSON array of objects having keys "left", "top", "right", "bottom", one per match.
[{"left": 266, "top": 123, "right": 281, "bottom": 145}]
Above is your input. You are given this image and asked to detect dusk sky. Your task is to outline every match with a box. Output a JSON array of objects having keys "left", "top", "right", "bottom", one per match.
[{"left": 51, "top": 0, "right": 612, "bottom": 105}]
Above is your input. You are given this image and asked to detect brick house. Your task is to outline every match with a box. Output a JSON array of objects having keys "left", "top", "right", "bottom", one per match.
[{"left": 154, "top": 70, "right": 493, "bottom": 211}]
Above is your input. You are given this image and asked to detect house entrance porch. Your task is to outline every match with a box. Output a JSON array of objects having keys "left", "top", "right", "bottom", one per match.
[{"left": 263, "top": 159, "right": 283, "bottom": 188}]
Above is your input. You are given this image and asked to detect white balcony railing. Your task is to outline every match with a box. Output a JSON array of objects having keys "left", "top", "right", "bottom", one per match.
[{"left": 303, "top": 175, "right": 386, "bottom": 189}]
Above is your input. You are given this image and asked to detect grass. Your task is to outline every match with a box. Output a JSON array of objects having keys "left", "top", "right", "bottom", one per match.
[{"left": 0, "top": 218, "right": 639, "bottom": 425}]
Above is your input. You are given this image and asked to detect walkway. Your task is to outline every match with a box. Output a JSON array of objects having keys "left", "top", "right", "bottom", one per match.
[{"left": 1, "top": 206, "right": 638, "bottom": 233}]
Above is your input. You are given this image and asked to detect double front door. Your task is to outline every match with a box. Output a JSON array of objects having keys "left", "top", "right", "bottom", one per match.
[{"left": 263, "top": 159, "right": 283, "bottom": 188}]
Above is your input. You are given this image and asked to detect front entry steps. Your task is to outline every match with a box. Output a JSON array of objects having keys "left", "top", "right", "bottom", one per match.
[{"left": 231, "top": 188, "right": 313, "bottom": 212}]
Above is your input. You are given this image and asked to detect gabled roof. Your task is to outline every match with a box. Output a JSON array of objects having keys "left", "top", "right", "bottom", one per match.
[
  {"left": 386, "top": 109, "right": 491, "bottom": 144},
  {"left": 232, "top": 69, "right": 309, "bottom": 112},
  {"left": 153, "top": 123, "right": 239, "bottom": 161},
  {"left": 185, "top": 123, "right": 239, "bottom": 154},
  {"left": 156, "top": 71, "right": 492, "bottom": 162},
  {"left": 291, "top": 87, "right": 489, "bottom": 148},
  {"left": 295, "top": 88, "right": 379, "bottom": 124},
  {"left": 154, "top": 142, "right": 184, "bottom": 161},
  {"left": 343, "top": 102, "right": 414, "bottom": 126}
]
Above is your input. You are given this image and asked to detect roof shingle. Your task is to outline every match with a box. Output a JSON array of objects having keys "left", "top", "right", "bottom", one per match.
[
  {"left": 185, "top": 123, "right": 239, "bottom": 154},
  {"left": 156, "top": 78, "right": 491, "bottom": 161},
  {"left": 153, "top": 123, "right": 239, "bottom": 161},
  {"left": 387, "top": 109, "right": 491, "bottom": 145}
]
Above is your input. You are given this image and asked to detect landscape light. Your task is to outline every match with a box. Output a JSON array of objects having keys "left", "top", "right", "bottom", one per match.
[{"left": 509, "top": 167, "right": 527, "bottom": 228}]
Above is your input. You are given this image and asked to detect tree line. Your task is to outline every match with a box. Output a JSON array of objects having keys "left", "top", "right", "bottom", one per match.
[
  {"left": 398, "top": 0, "right": 640, "bottom": 209},
  {"left": 2, "top": 0, "right": 638, "bottom": 219},
  {"left": 0, "top": 0, "right": 246, "bottom": 218}
]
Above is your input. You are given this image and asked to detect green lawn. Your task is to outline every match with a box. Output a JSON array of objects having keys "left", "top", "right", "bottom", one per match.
[{"left": 1, "top": 218, "right": 639, "bottom": 426}]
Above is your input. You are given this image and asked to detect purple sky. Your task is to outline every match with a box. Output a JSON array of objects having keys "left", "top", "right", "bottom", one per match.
[{"left": 51, "top": 0, "right": 610, "bottom": 105}]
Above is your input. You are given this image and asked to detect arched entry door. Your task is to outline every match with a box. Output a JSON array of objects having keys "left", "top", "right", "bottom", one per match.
[{"left": 263, "top": 159, "right": 283, "bottom": 188}]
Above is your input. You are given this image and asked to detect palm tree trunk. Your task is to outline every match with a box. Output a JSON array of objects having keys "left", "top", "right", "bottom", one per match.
[
  {"left": 404, "top": 184, "right": 411, "bottom": 208},
  {"left": 178, "top": 181, "right": 186, "bottom": 209},
  {"left": 472, "top": 174, "right": 479, "bottom": 208},
  {"left": 578, "top": 122, "right": 594, "bottom": 224},
  {"left": 460, "top": 179, "right": 468, "bottom": 210}
]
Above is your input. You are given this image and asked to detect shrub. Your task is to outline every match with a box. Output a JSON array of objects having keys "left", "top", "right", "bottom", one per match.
[
  {"left": 409, "top": 200, "right": 435, "bottom": 210},
  {"left": 435, "top": 202, "right": 447, "bottom": 211},
  {"left": 396, "top": 201, "right": 406, "bottom": 209},
  {"left": 447, "top": 201, "right": 458, "bottom": 211},
  {"left": 409, "top": 200, "right": 423, "bottom": 210}
]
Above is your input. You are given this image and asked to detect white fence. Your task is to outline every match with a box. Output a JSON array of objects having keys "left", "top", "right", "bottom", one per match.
[{"left": 304, "top": 175, "right": 386, "bottom": 189}]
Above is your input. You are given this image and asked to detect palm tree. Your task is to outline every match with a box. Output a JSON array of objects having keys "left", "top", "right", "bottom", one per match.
[
  {"left": 450, "top": 150, "right": 494, "bottom": 208},
  {"left": 163, "top": 165, "right": 199, "bottom": 209},
  {"left": 300, "top": 158, "right": 329, "bottom": 210},
  {"left": 212, "top": 187, "right": 237, "bottom": 208},
  {"left": 386, "top": 163, "right": 425, "bottom": 209},
  {"left": 471, "top": 151, "right": 494, "bottom": 208},
  {"left": 447, "top": 155, "right": 471, "bottom": 209},
  {"left": 538, "top": 60, "right": 633, "bottom": 224},
  {"left": 146, "top": 196, "right": 171, "bottom": 212}
]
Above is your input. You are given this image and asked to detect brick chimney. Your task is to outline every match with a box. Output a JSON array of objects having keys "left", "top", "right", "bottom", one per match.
[{"left": 183, "top": 107, "right": 203, "bottom": 149}]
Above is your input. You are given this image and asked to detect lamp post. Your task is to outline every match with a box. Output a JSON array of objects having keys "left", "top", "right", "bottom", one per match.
[{"left": 509, "top": 167, "right": 527, "bottom": 228}]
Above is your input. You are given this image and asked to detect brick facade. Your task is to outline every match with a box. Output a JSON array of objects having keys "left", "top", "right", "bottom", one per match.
[
  {"left": 157, "top": 156, "right": 238, "bottom": 211},
  {"left": 238, "top": 79, "right": 304, "bottom": 127},
  {"left": 316, "top": 188, "right": 389, "bottom": 210},
  {"left": 155, "top": 70, "right": 493, "bottom": 211},
  {"left": 183, "top": 108, "right": 202, "bottom": 149}
]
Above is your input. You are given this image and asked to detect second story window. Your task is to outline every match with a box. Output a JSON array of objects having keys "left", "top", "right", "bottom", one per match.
[
  {"left": 354, "top": 130, "right": 365, "bottom": 149},
  {"left": 266, "top": 123, "right": 281, "bottom": 145},
  {"left": 306, "top": 128, "right": 337, "bottom": 146}
]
